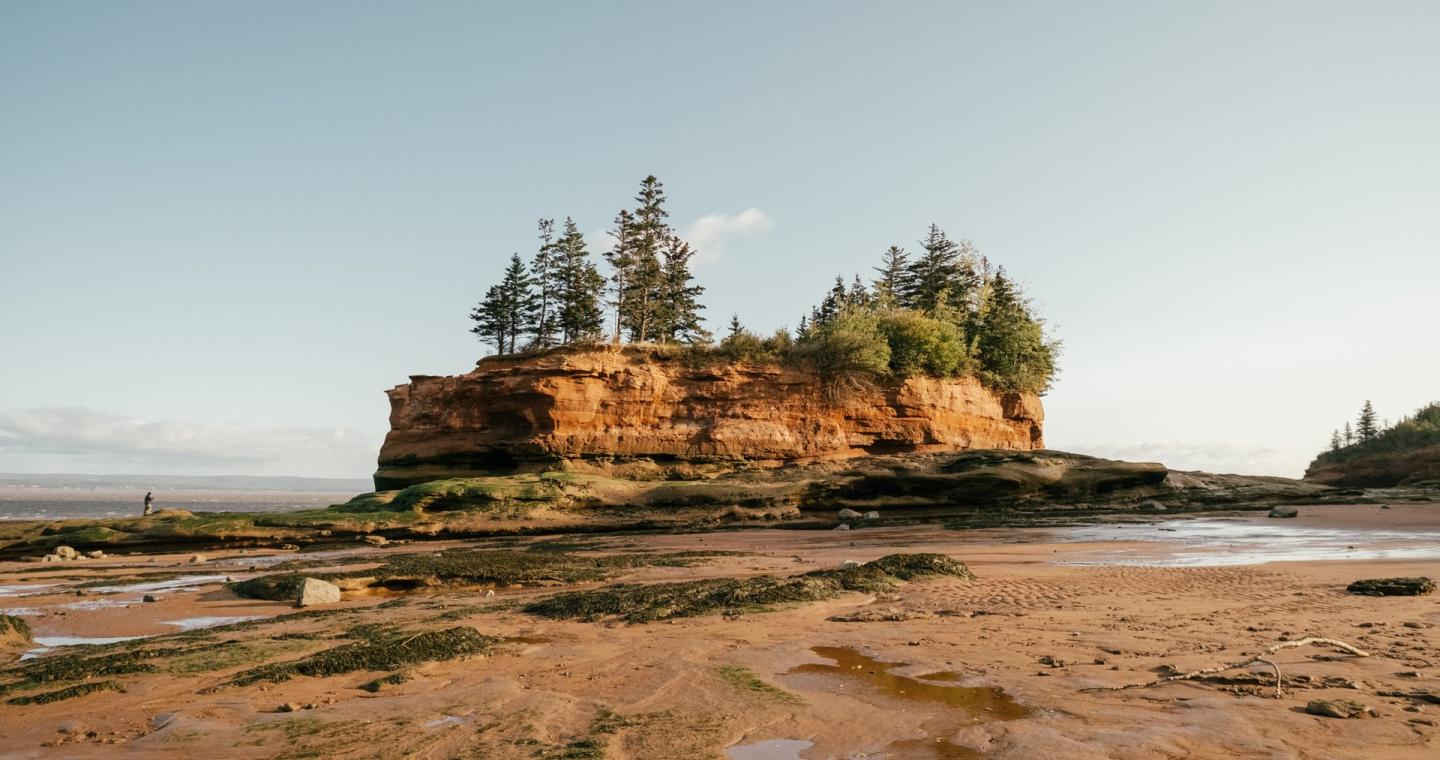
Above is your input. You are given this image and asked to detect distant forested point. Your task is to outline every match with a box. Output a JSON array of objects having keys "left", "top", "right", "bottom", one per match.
[
  {"left": 1315, "top": 399, "right": 1440, "bottom": 464},
  {"left": 469, "top": 176, "right": 1060, "bottom": 395}
]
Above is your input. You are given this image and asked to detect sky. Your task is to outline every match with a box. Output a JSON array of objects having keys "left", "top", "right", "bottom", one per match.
[{"left": 1, "top": 1, "right": 1437, "bottom": 479}]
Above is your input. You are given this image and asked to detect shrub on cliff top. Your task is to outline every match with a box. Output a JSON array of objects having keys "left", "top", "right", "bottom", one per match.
[{"left": 876, "top": 309, "right": 972, "bottom": 378}]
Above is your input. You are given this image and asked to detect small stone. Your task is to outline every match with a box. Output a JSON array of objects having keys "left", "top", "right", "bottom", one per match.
[
  {"left": 839, "top": 560, "right": 863, "bottom": 569},
  {"left": 484, "top": 590, "right": 496, "bottom": 598},
  {"left": 1140, "top": 500, "right": 1166, "bottom": 511},
  {"left": 862, "top": 511, "right": 880, "bottom": 520},
  {"left": 363, "top": 535, "right": 389, "bottom": 547},
  {"left": 833, "top": 524, "right": 851, "bottom": 531},
  {"left": 86, "top": 550, "right": 106, "bottom": 559},
  {"left": 1268, "top": 506, "right": 1299, "bottom": 519},
  {"left": 294, "top": 577, "right": 342, "bottom": 608},
  {"left": 1403, "top": 621, "right": 1430, "bottom": 629},
  {"left": 1039, "top": 655, "right": 1065, "bottom": 668},
  {"left": 188, "top": 554, "right": 207, "bottom": 564},
  {"left": 1398, "top": 671, "right": 1422, "bottom": 678},
  {"left": 837, "top": 508, "right": 862, "bottom": 521},
  {"left": 1305, "top": 699, "right": 1373, "bottom": 719},
  {"left": 1347, "top": 577, "right": 1435, "bottom": 596},
  {"left": 53, "top": 545, "right": 79, "bottom": 560},
  {"left": 1410, "top": 718, "right": 1437, "bottom": 727},
  {"left": 142, "top": 594, "right": 158, "bottom": 603},
  {"left": 277, "top": 703, "right": 302, "bottom": 713}
]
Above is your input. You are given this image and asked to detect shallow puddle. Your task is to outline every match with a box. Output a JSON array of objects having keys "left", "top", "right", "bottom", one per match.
[
  {"left": 916, "top": 671, "right": 963, "bottom": 682},
  {"left": 21, "top": 634, "right": 146, "bottom": 660},
  {"left": 786, "top": 646, "right": 1030, "bottom": 719},
  {"left": 84, "top": 574, "right": 228, "bottom": 594},
  {"left": 1061, "top": 518, "right": 1440, "bottom": 566},
  {"left": 725, "top": 738, "right": 813, "bottom": 760},
  {"left": 162, "top": 615, "right": 263, "bottom": 631}
]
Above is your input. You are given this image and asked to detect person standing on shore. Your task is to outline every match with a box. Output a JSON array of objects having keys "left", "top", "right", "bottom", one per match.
[{"left": 143, "top": 491, "right": 154, "bottom": 516}]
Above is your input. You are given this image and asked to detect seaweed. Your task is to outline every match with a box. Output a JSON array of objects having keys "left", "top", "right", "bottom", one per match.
[
  {"left": 1346, "top": 577, "right": 1435, "bottom": 596},
  {"left": 715, "top": 665, "right": 805, "bottom": 704},
  {"left": 358, "top": 671, "right": 410, "bottom": 693},
  {"left": 1, "top": 613, "right": 31, "bottom": 643},
  {"left": 7, "top": 679, "right": 123, "bottom": 705},
  {"left": 228, "top": 549, "right": 727, "bottom": 601},
  {"left": 524, "top": 553, "right": 971, "bottom": 623},
  {"left": 228, "top": 626, "right": 496, "bottom": 686}
]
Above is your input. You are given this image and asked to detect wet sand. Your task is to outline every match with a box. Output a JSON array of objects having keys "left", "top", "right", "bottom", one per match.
[{"left": 1, "top": 503, "right": 1437, "bottom": 759}]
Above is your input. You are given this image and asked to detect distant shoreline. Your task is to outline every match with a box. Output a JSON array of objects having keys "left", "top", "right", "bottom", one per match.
[{"left": 0, "top": 484, "right": 362, "bottom": 521}]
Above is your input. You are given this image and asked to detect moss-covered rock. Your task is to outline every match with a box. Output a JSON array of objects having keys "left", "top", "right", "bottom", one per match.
[
  {"left": 524, "top": 552, "right": 973, "bottom": 623},
  {"left": 1346, "top": 577, "right": 1435, "bottom": 596}
]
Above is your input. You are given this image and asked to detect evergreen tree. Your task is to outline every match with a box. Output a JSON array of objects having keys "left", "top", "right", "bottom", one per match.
[
  {"left": 655, "top": 234, "right": 707, "bottom": 343},
  {"left": 812, "top": 275, "right": 849, "bottom": 327},
  {"left": 529, "top": 219, "right": 559, "bottom": 348},
  {"left": 873, "top": 246, "right": 914, "bottom": 308},
  {"left": 603, "top": 209, "right": 635, "bottom": 343},
  {"left": 974, "top": 268, "right": 1057, "bottom": 393},
  {"left": 847, "top": 275, "right": 870, "bottom": 308},
  {"left": 1329, "top": 429, "right": 1342, "bottom": 453},
  {"left": 469, "top": 253, "right": 538, "bottom": 354},
  {"left": 1343, "top": 421, "right": 1354, "bottom": 446},
  {"left": 550, "top": 217, "right": 606, "bottom": 342},
  {"left": 1357, "top": 400, "right": 1379, "bottom": 443},
  {"left": 621, "top": 176, "right": 670, "bottom": 342},
  {"left": 727, "top": 313, "right": 744, "bottom": 341},
  {"left": 908, "top": 224, "right": 981, "bottom": 317}
]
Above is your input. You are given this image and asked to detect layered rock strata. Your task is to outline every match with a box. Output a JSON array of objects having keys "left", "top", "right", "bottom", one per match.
[{"left": 375, "top": 347, "right": 1044, "bottom": 489}]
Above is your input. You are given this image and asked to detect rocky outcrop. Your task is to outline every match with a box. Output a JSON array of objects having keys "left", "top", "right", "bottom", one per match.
[
  {"left": 374, "top": 346, "right": 1044, "bottom": 489},
  {"left": 1304, "top": 445, "right": 1440, "bottom": 488}
]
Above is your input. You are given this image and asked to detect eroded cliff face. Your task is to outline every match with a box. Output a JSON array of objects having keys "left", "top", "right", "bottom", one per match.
[
  {"left": 374, "top": 347, "right": 1044, "bottom": 489},
  {"left": 1303, "top": 445, "right": 1440, "bottom": 488}
]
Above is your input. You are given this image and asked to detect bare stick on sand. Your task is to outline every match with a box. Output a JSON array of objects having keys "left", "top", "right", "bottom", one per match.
[{"left": 1088, "top": 637, "right": 1369, "bottom": 698}]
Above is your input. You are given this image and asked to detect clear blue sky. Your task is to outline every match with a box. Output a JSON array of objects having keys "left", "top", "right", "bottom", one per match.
[{"left": 2, "top": 1, "right": 1437, "bottom": 478}]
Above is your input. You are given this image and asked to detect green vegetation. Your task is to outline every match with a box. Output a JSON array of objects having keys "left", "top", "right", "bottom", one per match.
[
  {"left": 228, "top": 626, "right": 496, "bottom": 686},
  {"left": 715, "top": 665, "right": 805, "bottom": 705},
  {"left": 523, "top": 552, "right": 972, "bottom": 623},
  {"left": 358, "top": 671, "right": 411, "bottom": 692},
  {"left": 467, "top": 177, "right": 1058, "bottom": 394},
  {"left": 7, "top": 679, "right": 123, "bottom": 705},
  {"left": 230, "top": 548, "right": 727, "bottom": 601},
  {"left": 1317, "top": 400, "right": 1440, "bottom": 464},
  {"left": 1, "top": 613, "right": 31, "bottom": 644}
]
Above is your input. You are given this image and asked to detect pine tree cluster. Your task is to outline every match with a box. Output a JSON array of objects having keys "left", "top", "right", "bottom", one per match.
[
  {"left": 470, "top": 175, "right": 707, "bottom": 354},
  {"left": 1319, "top": 399, "right": 1440, "bottom": 463},
  {"left": 469, "top": 183, "right": 1060, "bottom": 396},
  {"left": 788, "top": 224, "right": 1060, "bottom": 394}
]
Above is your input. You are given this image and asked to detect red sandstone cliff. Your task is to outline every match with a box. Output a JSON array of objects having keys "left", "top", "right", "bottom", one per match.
[{"left": 374, "top": 347, "right": 1044, "bottom": 489}]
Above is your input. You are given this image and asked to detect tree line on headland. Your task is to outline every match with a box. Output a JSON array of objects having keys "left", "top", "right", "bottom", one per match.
[
  {"left": 470, "top": 176, "right": 1060, "bottom": 394},
  {"left": 1316, "top": 399, "right": 1440, "bottom": 463}
]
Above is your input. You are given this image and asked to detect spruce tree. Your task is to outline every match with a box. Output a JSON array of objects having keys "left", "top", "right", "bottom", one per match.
[
  {"left": 529, "top": 219, "right": 559, "bottom": 348},
  {"left": 872, "top": 246, "right": 914, "bottom": 308},
  {"left": 908, "top": 224, "right": 981, "bottom": 317},
  {"left": 812, "top": 275, "right": 849, "bottom": 327},
  {"left": 1357, "top": 400, "right": 1378, "bottom": 443},
  {"left": 1343, "top": 421, "right": 1354, "bottom": 446},
  {"left": 603, "top": 209, "right": 635, "bottom": 344},
  {"left": 727, "top": 314, "right": 744, "bottom": 341},
  {"left": 974, "top": 268, "right": 1057, "bottom": 393},
  {"left": 655, "top": 234, "right": 707, "bottom": 343},
  {"left": 847, "top": 274, "right": 870, "bottom": 308},
  {"left": 622, "top": 176, "right": 670, "bottom": 343},
  {"left": 551, "top": 217, "right": 606, "bottom": 343},
  {"left": 469, "top": 253, "right": 538, "bottom": 354},
  {"left": 1329, "top": 429, "right": 1342, "bottom": 453}
]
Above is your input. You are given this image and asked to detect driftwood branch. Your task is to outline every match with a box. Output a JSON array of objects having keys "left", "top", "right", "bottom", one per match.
[{"left": 1086, "top": 637, "right": 1369, "bottom": 698}]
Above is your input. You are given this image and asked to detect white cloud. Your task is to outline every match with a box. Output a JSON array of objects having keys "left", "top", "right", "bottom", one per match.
[
  {"left": 684, "top": 208, "right": 772, "bottom": 263},
  {"left": 0, "top": 407, "right": 379, "bottom": 478},
  {"left": 1058, "top": 439, "right": 1313, "bottom": 478}
]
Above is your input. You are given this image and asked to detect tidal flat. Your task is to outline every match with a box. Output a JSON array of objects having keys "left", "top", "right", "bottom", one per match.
[{"left": 0, "top": 503, "right": 1437, "bottom": 759}]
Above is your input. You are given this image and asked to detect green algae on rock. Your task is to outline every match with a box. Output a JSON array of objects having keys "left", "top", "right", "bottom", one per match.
[
  {"left": 228, "top": 626, "right": 496, "bottom": 686},
  {"left": 1346, "top": 577, "right": 1435, "bottom": 596},
  {"left": 6, "top": 679, "right": 124, "bottom": 705},
  {"left": 524, "top": 552, "right": 972, "bottom": 623}
]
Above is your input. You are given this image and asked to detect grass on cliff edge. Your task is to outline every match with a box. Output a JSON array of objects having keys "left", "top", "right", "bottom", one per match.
[{"left": 524, "top": 553, "right": 973, "bottom": 623}]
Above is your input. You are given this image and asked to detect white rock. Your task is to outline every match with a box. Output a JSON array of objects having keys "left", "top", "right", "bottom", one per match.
[
  {"left": 294, "top": 577, "right": 342, "bottom": 608},
  {"left": 189, "top": 554, "right": 207, "bottom": 564},
  {"left": 87, "top": 550, "right": 107, "bottom": 559},
  {"left": 833, "top": 524, "right": 851, "bottom": 531},
  {"left": 41, "top": 554, "right": 61, "bottom": 563},
  {"left": 837, "top": 508, "right": 862, "bottom": 520},
  {"left": 839, "top": 560, "right": 863, "bottom": 569},
  {"left": 53, "top": 546, "right": 79, "bottom": 560},
  {"left": 363, "top": 535, "right": 389, "bottom": 547},
  {"left": 862, "top": 511, "right": 880, "bottom": 520},
  {"left": 1268, "top": 506, "right": 1299, "bottom": 519}
]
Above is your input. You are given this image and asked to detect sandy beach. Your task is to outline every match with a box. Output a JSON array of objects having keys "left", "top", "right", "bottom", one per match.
[{"left": 0, "top": 503, "right": 1435, "bottom": 759}]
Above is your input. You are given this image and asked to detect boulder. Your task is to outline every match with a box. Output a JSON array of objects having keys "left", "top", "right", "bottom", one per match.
[
  {"left": 862, "top": 511, "right": 880, "bottom": 520},
  {"left": 189, "top": 554, "right": 207, "bottom": 564},
  {"left": 839, "top": 560, "right": 863, "bottom": 569},
  {"left": 294, "top": 578, "right": 342, "bottom": 608},
  {"left": 833, "top": 524, "right": 851, "bottom": 531},
  {"left": 53, "top": 545, "right": 79, "bottom": 560},
  {"left": 363, "top": 535, "right": 389, "bottom": 547},
  {"left": 1267, "top": 506, "right": 1298, "bottom": 518},
  {"left": 1305, "top": 699, "right": 1373, "bottom": 719},
  {"left": 142, "top": 594, "right": 158, "bottom": 603},
  {"left": 86, "top": 550, "right": 106, "bottom": 559},
  {"left": 837, "top": 508, "right": 863, "bottom": 521}
]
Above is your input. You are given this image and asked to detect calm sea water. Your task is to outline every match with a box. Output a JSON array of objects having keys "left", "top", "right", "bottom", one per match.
[{"left": 0, "top": 489, "right": 362, "bottom": 521}]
